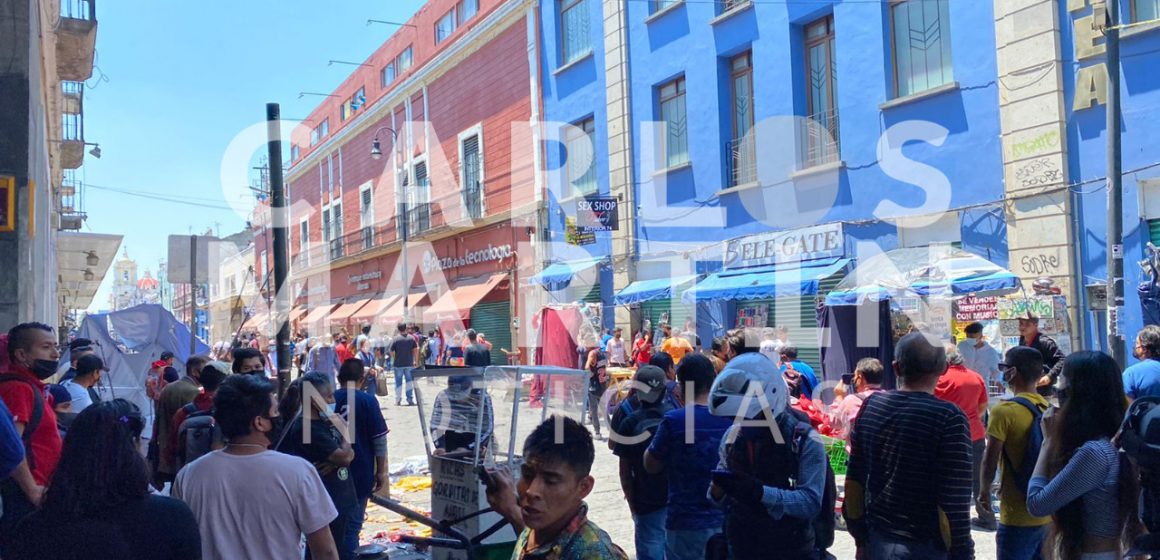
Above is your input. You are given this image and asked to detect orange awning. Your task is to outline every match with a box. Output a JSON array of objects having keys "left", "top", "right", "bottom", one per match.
[
  {"left": 289, "top": 306, "right": 307, "bottom": 323},
  {"left": 301, "top": 303, "right": 339, "bottom": 326},
  {"left": 329, "top": 298, "right": 373, "bottom": 324},
  {"left": 381, "top": 293, "right": 431, "bottom": 324},
  {"left": 423, "top": 273, "right": 508, "bottom": 324},
  {"left": 351, "top": 294, "right": 400, "bottom": 323}
]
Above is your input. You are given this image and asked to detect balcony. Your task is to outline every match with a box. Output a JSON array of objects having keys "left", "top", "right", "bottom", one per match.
[
  {"left": 59, "top": 171, "right": 86, "bottom": 230},
  {"left": 61, "top": 107, "right": 85, "bottom": 170},
  {"left": 799, "top": 109, "right": 841, "bottom": 170},
  {"left": 56, "top": 0, "right": 97, "bottom": 82},
  {"left": 726, "top": 135, "right": 757, "bottom": 188}
]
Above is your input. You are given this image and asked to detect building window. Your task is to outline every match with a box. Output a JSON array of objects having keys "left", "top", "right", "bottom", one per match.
[
  {"left": 462, "top": 134, "right": 483, "bottom": 219},
  {"left": 299, "top": 220, "right": 310, "bottom": 267},
  {"left": 436, "top": 9, "right": 457, "bottom": 43},
  {"left": 728, "top": 51, "right": 755, "bottom": 187},
  {"left": 382, "top": 63, "right": 396, "bottom": 87},
  {"left": 565, "top": 118, "right": 597, "bottom": 197},
  {"left": 653, "top": 0, "right": 681, "bottom": 13},
  {"left": 310, "top": 119, "right": 329, "bottom": 146},
  {"left": 290, "top": 144, "right": 300, "bottom": 161},
  {"left": 359, "top": 183, "right": 374, "bottom": 250},
  {"left": 802, "top": 16, "right": 840, "bottom": 168},
  {"left": 890, "top": 0, "right": 953, "bottom": 98},
  {"left": 340, "top": 87, "right": 366, "bottom": 121},
  {"left": 398, "top": 47, "right": 413, "bottom": 72},
  {"left": 560, "top": 0, "right": 592, "bottom": 64},
  {"left": 1134, "top": 0, "right": 1160, "bottom": 22},
  {"left": 716, "top": 0, "right": 749, "bottom": 15},
  {"left": 321, "top": 207, "right": 332, "bottom": 261},
  {"left": 657, "top": 77, "right": 688, "bottom": 168},
  {"left": 330, "top": 201, "right": 344, "bottom": 260},
  {"left": 406, "top": 161, "right": 431, "bottom": 236},
  {"left": 458, "top": 0, "right": 479, "bottom": 25}
]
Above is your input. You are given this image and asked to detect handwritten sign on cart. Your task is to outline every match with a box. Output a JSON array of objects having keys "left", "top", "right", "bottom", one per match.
[{"left": 997, "top": 297, "right": 1054, "bottom": 320}]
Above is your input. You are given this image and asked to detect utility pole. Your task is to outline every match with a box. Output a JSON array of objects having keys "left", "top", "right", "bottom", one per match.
[
  {"left": 189, "top": 235, "right": 198, "bottom": 355},
  {"left": 266, "top": 103, "right": 292, "bottom": 397},
  {"left": 1106, "top": 0, "right": 1125, "bottom": 366}
]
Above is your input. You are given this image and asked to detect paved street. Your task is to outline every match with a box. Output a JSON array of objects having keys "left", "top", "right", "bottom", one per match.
[{"left": 370, "top": 380, "right": 999, "bottom": 559}]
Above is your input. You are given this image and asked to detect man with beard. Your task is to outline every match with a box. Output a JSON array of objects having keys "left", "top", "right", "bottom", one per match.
[
  {"left": 172, "top": 374, "right": 338, "bottom": 560},
  {"left": 0, "top": 323, "right": 64, "bottom": 554}
]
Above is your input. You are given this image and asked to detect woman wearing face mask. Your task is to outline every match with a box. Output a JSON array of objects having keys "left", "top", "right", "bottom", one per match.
[
  {"left": 1025, "top": 352, "right": 1143, "bottom": 559},
  {"left": 276, "top": 372, "right": 358, "bottom": 560}
]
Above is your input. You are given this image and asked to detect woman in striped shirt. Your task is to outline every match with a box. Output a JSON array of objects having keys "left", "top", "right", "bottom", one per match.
[{"left": 1026, "top": 351, "right": 1141, "bottom": 560}]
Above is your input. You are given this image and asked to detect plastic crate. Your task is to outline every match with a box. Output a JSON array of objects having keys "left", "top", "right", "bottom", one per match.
[{"left": 821, "top": 435, "right": 849, "bottom": 475}]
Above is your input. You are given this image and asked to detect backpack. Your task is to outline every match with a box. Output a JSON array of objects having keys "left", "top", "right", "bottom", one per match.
[
  {"left": 1002, "top": 396, "right": 1045, "bottom": 496},
  {"left": 0, "top": 375, "right": 43, "bottom": 472},
  {"left": 176, "top": 403, "right": 220, "bottom": 470},
  {"left": 787, "top": 409, "right": 838, "bottom": 553}
]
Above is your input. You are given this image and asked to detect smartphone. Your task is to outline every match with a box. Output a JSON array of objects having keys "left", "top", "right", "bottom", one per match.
[{"left": 476, "top": 465, "right": 497, "bottom": 492}]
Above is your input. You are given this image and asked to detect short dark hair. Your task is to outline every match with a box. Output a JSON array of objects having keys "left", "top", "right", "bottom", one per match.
[
  {"left": 779, "top": 345, "right": 799, "bottom": 360},
  {"left": 466, "top": 329, "right": 478, "bottom": 342},
  {"left": 677, "top": 354, "right": 716, "bottom": 396},
  {"left": 214, "top": 375, "right": 275, "bottom": 440},
  {"left": 397, "top": 322, "right": 407, "bottom": 334},
  {"left": 964, "top": 322, "right": 984, "bottom": 336},
  {"left": 725, "top": 328, "right": 759, "bottom": 356},
  {"left": 362, "top": 325, "right": 371, "bottom": 335},
  {"left": 523, "top": 416, "right": 595, "bottom": 478},
  {"left": 895, "top": 332, "right": 947, "bottom": 382},
  {"left": 231, "top": 347, "right": 265, "bottom": 373},
  {"left": 648, "top": 351, "right": 674, "bottom": 373},
  {"left": 1139, "top": 325, "right": 1160, "bottom": 358},
  {"left": 186, "top": 355, "right": 210, "bottom": 376},
  {"left": 199, "top": 363, "right": 229, "bottom": 393},
  {"left": 75, "top": 354, "right": 104, "bottom": 378},
  {"left": 279, "top": 372, "right": 333, "bottom": 420},
  {"left": 855, "top": 358, "right": 885, "bottom": 385},
  {"left": 338, "top": 358, "right": 365, "bottom": 384},
  {"left": 7, "top": 322, "right": 53, "bottom": 361}
]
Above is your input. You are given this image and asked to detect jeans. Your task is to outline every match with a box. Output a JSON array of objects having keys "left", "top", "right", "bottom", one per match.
[
  {"left": 307, "top": 501, "right": 360, "bottom": 560},
  {"left": 394, "top": 367, "right": 414, "bottom": 404},
  {"left": 665, "top": 527, "right": 721, "bottom": 560},
  {"left": 996, "top": 524, "right": 1046, "bottom": 560},
  {"left": 586, "top": 390, "right": 603, "bottom": 435},
  {"left": 866, "top": 531, "right": 947, "bottom": 560},
  {"left": 633, "top": 507, "right": 667, "bottom": 560},
  {"left": 971, "top": 438, "right": 986, "bottom": 501}
]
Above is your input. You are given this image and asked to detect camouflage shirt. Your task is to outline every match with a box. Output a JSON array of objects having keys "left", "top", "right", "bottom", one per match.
[{"left": 511, "top": 504, "right": 627, "bottom": 560}]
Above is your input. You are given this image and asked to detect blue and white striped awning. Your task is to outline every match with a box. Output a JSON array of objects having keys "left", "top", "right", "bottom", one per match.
[{"left": 614, "top": 275, "right": 699, "bottom": 305}]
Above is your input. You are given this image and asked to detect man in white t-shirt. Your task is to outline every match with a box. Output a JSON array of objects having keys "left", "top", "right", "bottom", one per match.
[
  {"left": 173, "top": 375, "right": 339, "bottom": 560},
  {"left": 61, "top": 354, "right": 104, "bottom": 412}
]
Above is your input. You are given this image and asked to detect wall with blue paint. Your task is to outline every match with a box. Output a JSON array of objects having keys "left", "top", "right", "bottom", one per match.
[
  {"left": 538, "top": 0, "right": 614, "bottom": 321},
  {"left": 624, "top": 0, "right": 1006, "bottom": 263},
  {"left": 1069, "top": 0, "right": 1160, "bottom": 355}
]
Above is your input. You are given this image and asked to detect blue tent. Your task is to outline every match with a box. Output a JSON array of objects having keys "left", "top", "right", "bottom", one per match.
[{"left": 825, "top": 247, "right": 1020, "bottom": 306}]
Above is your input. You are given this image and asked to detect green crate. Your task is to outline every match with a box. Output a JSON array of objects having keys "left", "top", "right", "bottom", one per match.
[{"left": 821, "top": 435, "right": 849, "bottom": 475}]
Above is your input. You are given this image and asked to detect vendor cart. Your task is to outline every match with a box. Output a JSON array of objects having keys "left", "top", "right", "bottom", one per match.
[{"left": 364, "top": 365, "right": 589, "bottom": 560}]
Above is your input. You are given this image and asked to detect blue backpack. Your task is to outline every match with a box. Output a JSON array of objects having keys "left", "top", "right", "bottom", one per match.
[{"left": 1002, "top": 396, "right": 1046, "bottom": 495}]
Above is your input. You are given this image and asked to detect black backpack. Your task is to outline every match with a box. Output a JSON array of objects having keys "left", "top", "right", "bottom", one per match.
[
  {"left": 176, "top": 403, "right": 220, "bottom": 470},
  {"left": 786, "top": 409, "right": 838, "bottom": 553},
  {"left": 0, "top": 375, "right": 43, "bottom": 472}
]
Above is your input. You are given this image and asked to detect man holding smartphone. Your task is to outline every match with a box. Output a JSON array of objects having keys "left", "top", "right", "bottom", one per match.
[{"left": 828, "top": 358, "right": 886, "bottom": 444}]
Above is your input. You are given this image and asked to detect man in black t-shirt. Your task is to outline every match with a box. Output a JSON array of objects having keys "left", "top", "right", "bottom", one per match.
[
  {"left": 389, "top": 323, "right": 419, "bottom": 406},
  {"left": 610, "top": 365, "right": 673, "bottom": 560},
  {"left": 464, "top": 329, "right": 492, "bottom": 367}
]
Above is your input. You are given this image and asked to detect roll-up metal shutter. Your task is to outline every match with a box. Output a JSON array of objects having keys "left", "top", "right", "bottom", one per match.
[{"left": 470, "top": 300, "right": 512, "bottom": 366}]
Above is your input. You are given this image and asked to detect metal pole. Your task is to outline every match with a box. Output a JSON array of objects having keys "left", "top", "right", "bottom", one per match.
[
  {"left": 401, "top": 198, "right": 409, "bottom": 324},
  {"left": 267, "top": 103, "right": 292, "bottom": 398},
  {"left": 190, "top": 234, "right": 198, "bottom": 356},
  {"left": 1106, "top": 1, "right": 1126, "bottom": 367}
]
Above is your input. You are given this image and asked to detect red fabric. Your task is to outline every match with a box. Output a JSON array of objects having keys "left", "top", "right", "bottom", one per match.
[
  {"left": 632, "top": 338, "right": 652, "bottom": 365},
  {"left": 0, "top": 365, "right": 62, "bottom": 485},
  {"left": 336, "top": 343, "right": 355, "bottom": 364},
  {"left": 934, "top": 364, "right": 989, "bottom": 441},
  {"left": 531, "top": 308, "right": 582, "bottom": 405},
  {"left": 166, "top": 391, "right": 214, "bottom": 466},
  {"left": 791, "top": 396, "right": 829, "bottom": 433}
]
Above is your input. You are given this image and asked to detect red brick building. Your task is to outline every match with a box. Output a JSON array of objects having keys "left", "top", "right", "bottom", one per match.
[{"left": 258, "top": 0, "right": 540, "bottom": 364}]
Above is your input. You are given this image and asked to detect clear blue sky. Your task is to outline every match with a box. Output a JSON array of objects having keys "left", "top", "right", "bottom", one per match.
[{"left": 81, "top": 0, "right": 423, "bottom": 311}]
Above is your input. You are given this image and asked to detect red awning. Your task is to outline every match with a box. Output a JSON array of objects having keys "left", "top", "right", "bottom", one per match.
[
  {"left": 381, "top": 293, "right": 431, "bottom": 324},
  {"left": 289, "top": 306, "right": 307, "bottom": 323},
  {"left": 329, "top": 299, "right": 373, "bottom": 324},
  {"left": 350, "top": 294, "right": 400, "bottom": 324},
  {"left": 301, "top": 303, "right": 339, "bottom": 326},
  {"left": 423, "top": 273, "right": 508, "bottom": 324}
]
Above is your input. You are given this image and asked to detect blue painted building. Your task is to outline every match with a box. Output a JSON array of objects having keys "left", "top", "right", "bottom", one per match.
[{"left": 1070, "top": 0, "right": 1160, "bottom": 355}]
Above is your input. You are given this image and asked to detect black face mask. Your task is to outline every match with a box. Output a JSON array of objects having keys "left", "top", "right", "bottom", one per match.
[
  {"left": 264, "top": 415, "right": 285, "bottom": 448},
  {"left": 31, "top": 359, "right": 59, "bottom": 380}
]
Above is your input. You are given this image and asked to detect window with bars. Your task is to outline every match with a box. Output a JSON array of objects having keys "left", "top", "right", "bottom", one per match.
[
  {"left": 560, "top": 0, "right": 592, "bottom": 64},
  {"left": 321, "top": 208, "right": 332, "bottom": 261},
  {"left": 360, "top": 185, "right": 374, "bottom": 249},
  {"left": 331, "top": 202, "right": 344, "bottom": 259},
  {"left": 1134, "top": 0, "right": 1160, "bottom": 22},
  {"left": 436, "top": 9, "right": 457, "bottom": 43},
  {"left": 658, "top": 77, "right": 688, "bottom": 168},
  {"left": 407, "top": 162, "right": 431, "bottom": 236},
  {"left": 565, "top": 118, "right": 597, "bottom": 197},
  {"left": 462, "top": 135, "right": 483, "bottom": 219},
  {"left": 890, "top": 0, "right": 953, "bottom": 98},
  {"left": 802, "top": 15, "right": 840, "bottom": 168},
  {"left": 728, "top": 51, "right": 755, "bottom": 187},
  {"left": 299, "top": 220, "right": 310, "bottom": 267}
]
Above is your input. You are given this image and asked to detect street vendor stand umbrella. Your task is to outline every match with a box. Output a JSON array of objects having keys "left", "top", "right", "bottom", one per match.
[{"left": 820, "top": 247, "right": 1021, "bottom": 388}]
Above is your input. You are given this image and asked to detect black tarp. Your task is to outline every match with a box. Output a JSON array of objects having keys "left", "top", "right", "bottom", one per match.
[{"left": 818, "top": 300, "right": 897, "bottom": 390}]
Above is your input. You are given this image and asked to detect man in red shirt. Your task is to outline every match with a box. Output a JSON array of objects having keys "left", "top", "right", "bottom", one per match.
[
  {"left": 336, "top": 335, "right": 355, "bottom": 364},
  {"left": 934, "top": 342, "right": 989, "bottom": 505},
  {"left": 0, "top": 322, "right": 64, "bottom": 553}
]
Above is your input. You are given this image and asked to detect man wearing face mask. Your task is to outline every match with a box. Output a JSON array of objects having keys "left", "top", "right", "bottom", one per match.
[
  {"left": 0, "top": 323, "right": 64, "bottom": 553},
  {"left": 173, "top": 374, "right": 339, "bottom": 560},
  {"left": 430, "top": 375, "right": 494, "bottom": 456}
]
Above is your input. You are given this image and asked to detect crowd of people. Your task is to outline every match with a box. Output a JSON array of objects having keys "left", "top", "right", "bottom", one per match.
[{"left": 1, "top": 313, "right": 1160, "bottom": 559}]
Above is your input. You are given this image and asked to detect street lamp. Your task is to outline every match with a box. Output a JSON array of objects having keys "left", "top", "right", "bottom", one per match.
[
  {"left": 369, "top": 126, "right": 410, "bottom": 321},
  {"left": 370, "top": 126, "right": 398, "bottom": 160}
]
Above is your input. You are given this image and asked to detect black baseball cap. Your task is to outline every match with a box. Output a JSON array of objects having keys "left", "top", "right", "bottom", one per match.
[
  {"left": 160, "top": 351, "right": 175, "bottom": 361},
  {"left": 68, "top": 338, "right": 93, "bottom": 352},
  {"left": 1000, "top": 346, "right": 1045, "bottom": 374},
  {"left": 633, "top": 365, "right": 668, "bottom": 404}
]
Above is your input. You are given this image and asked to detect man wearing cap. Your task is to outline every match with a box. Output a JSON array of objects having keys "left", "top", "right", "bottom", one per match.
[
  {"left": 610, "top": 365, "right": 675, "bottom": 560},
  {"left": 1017, "top": 314, "right": 1065, "bottom": 395},
  {"left": 60, "top": 354, "right": 104, "bottom": 413},
  {"left": 976, "top": 346, "right": 1051, "bottom": 555},
  {"left": 59, "top": 338, "right": 95, "bottom": 383}
]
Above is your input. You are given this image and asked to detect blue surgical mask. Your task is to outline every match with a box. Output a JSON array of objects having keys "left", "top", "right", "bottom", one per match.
[{"left": 326, "top": 402, "right": 337, "bottom": 414}]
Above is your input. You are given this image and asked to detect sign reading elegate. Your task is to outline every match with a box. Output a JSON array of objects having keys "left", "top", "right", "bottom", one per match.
[
  {"left": 422, "top": 244, "right": 513, "bottom": 273},
  {"left": 723, "top": 223, "right": 844, "bottom": 269}
]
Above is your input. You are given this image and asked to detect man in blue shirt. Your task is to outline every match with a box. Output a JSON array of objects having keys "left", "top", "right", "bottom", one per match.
[
  {"left": 643, "top": 355, "right": 733, "bottom": 560},
  {"left": 957, "top": 322, "right": 1001, "bottom": 389},
  {"left": 1125, "top": 325, "right": 1160, "bottom": 400},
  {"left": 334, "top": 358, "right": 390, "bottom": 546},
  {"left": 778, "top": 346, "right": 819, "bottom": 400}
]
